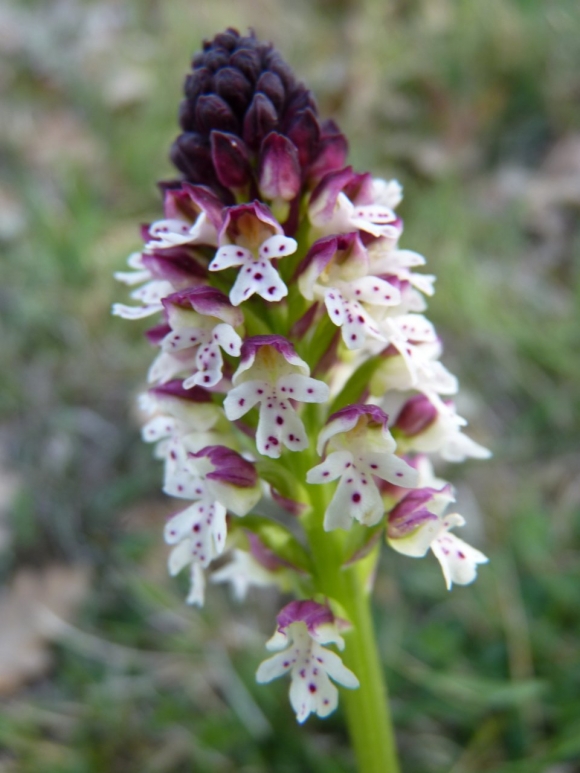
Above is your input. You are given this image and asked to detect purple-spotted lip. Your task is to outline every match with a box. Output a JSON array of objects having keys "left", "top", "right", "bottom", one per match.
[
  {"left": 276, "top": 599, "right": 334, "bottom": 633},
  {"left": 150, "top": 380, "right": 213, "bottom": 403},
  {"left": 162, "top": 285, "right": 243, "bottom": 326},
  {"left": 218, "top": 200, "right": 282, "bottom": 244},
  {"left": 235, "top": 334, "right": 307, "bottom": 381},
  {"left": 195, "top": 445, "right": 258, "bottom": 488}
]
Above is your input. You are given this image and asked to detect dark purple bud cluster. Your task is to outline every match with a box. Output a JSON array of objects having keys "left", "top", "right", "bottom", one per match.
[{"left": 170, "top": 29, "right": 348, "bottom": 201}]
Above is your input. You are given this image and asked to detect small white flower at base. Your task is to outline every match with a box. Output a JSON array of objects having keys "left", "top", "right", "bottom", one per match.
[
  {"left": 387, "top": 487, "right": 489, "bottom": 589},
  {"left": 256, "top": 601, "right": 359, "bottom": 723}
]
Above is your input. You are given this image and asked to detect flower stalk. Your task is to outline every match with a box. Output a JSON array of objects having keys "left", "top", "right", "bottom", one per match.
[{"left": 113, "top": 28, "right": 490, "bottom": 772}]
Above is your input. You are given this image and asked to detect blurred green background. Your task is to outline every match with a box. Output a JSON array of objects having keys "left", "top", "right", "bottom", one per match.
[{"left": 1, "top": 0, "right": 580, "bottom": 771}]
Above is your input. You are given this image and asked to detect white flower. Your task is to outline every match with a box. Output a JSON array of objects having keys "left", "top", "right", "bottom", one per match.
[
  {"left": 309, "top": 168, "right": 402, "bottom": 239},
  {"left": 211, "top": 549, "right": 285, "bottom": 601},
  {"left": 307, "top": 404, "right": 417, "bottom": 530},
  {"left": 163, "top": 445, "right": 262, "bottom": 606},
  {"left": 148, "top": 286, "right": 243, "bottom": 388},
  {"left": 223, "top": 336, "right": 330, "bottom": 458},
  {"left": 112, "top": 252, "right": 174, "bottom": 319},
  {"left": 256, "top": 601, "right": 359, "bottom": 723},
  {"left": 387, "top": 487, "right": 489, "bottom": 589},
  {"left": 209, "top": 202, "right": 296, "bottom": 305}
]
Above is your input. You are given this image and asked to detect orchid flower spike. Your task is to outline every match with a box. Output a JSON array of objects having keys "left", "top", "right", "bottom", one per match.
[{"left": 114, "top": 28, "right": 491, "bottom": 741}]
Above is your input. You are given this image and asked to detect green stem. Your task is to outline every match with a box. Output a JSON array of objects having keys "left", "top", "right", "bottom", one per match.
[
  {"left": 338, "top": 564, "right": 400, "bottom": 773},
  {"left": 302, "top": 481, "right": 400, "bottom": 773}
]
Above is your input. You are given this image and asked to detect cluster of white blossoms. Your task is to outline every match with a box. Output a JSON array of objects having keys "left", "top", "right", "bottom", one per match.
[{"left": 114, "top": 33, "right": 490, "bottom": 724}]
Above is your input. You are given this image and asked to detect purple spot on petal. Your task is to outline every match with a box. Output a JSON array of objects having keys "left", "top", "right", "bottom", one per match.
[{"left": 352, "top": 492, "right": 361, "bottom": 503}]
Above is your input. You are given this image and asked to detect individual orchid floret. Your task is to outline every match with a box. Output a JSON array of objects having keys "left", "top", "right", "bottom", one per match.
[
  {"left": 307, "top": 404, "right": 418, "bottom": 530},
  {"left": 298, "top": 233, "right": 401, "bottom": 350},
  {"left": 140, "top": 380, "right": 222, "bottom": 450},
  {"left": 387, "top": 487, "right": 489, "bottom": 589},
  {"left": 148, "top": 286, "right": 243, "bottom": 388},
  {"left": 256, "top": 600, "right": 359, "bottom": 723},
  {"left": 145, "top": 183, "right": 223, "bottom": 250},
  {"left": 208, "top": 202, "right": 297, "bottom": 305},
  {"left": 367, "top": 240, "right": 436, "bottom": 300},
  {"left": 370, "top": 341, "right": 458, "bottom": 409},
  {"left": 112, "top": 251, "right": 175, "bottom": 320},
  {"left": 224, "top": 336, "right": 330, "bottom": 458},
  {"left": 164, "top": 445, "right": 262, "bottom": 605},
  {"left": 211, "top": 534, "right": 290, "bottom": 600},
  {"left": 308, "top": 167, "right": 403, "bottom": 240},
  {"left": 393, "top": 395, "right": 491, "bottom": 462}
]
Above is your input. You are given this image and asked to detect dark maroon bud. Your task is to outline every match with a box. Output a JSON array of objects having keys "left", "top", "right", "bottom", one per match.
[
  {"left": 211, "top": 131, "right": 252, "bottom": 189},
  {"left": 256, "top": 71, "right": 285, "bottom": 113},
  {"left": 178, "top": 98, "right": 198, "bottom": 132},
  {"left": 213, "top": 30, "right": 239, "bottom": 50},
  {"left": 202, "top": 48, "right": 230, "bottom": 71},
  {"left": 258, "top": 132, "right": 301, "bottom": 201},
  {"left": 170, "top": 132, "right": 214, "bottom": 182},
  {"left": 214, "top": 67, "right": 253, "bottom": 114},
  {"left": 195, "top": 94, "right": 239, "bottom": 134},
  {"left": 264, "top": 52, "right": 295, "bottom": 90},
  {"left": 229, "top": 46, "right": 262, "bottom": 82},
  {"left": 394, "top": 395, "right": 438, "bottom": 437},
  {"left": 184, "top": 67, "right": 212, "bottom": 100},
  {"left": 243, "top": 93, "right": 279, "bottom": 150},
  {"left": 287, "top": 108, "right": 321, "bottom": 167}
]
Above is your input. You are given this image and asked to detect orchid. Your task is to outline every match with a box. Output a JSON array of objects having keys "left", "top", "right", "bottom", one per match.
[
  {"left": 256, "top": 601, "right": 359, "bottom": 723},
  {"left": 113, "top": 28, "right": 491, "bottom": 772},
  {"left": 387, "top": 487, "right": 489, "bottom": 589},
  {"left": 223, "top": 336, "right": 329, "bottom": 458}
]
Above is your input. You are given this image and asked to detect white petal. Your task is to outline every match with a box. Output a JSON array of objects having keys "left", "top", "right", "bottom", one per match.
[
  {"left": 141, "top": 415, "right": 177, "bottom": 443},
  {"left": 209, "top": 245, "right": 252, "bottom": 271},
  {"left": 277, "top": 374, "right": 330, "bottom": 403},
  {"left": 186, "top": 563, "right": 206, "bottom": 606},
  {"left": 168, "top": 539, "right": 193, "bottom": 576},
  {"left": 111, "top": 302, "right": 162, "bottom": 320},
  {"left": 161, "top": 327, "right": 205, "bottom": 352},
  {"left": 212, "top": 322, "right": 242, "bottom": 357},
  {"left": 256, "top": 399, "right": 308, "bottom": 458},
  {"left": 314, "top": 646, "right": 360, "bottom": 689},
  {"left": 349, "top": 276, "right": 401, "bottom": 307},
  {"left": 223, "top": 381, "right": 269, "bottom": 420},
  {"left": 256, "top": 650, "right": 294, "bottom": 683},
  {"left": 431, "top": 533, "right": 488, "bottom": 590},
  {"left": 363, "top": 452, "right": 418, "bottom": 488},
  {"left": 114, "top": 269, "right": 152, "bottom": 286},
  {"left": 325, "top": 469, "right": 385, "bottom": 529},
  {"left": 307, "top": 451, "right": 352, "bottom": 484},
  {"left": 259, "top": 234, "right": 297, "bottom": 261}
]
